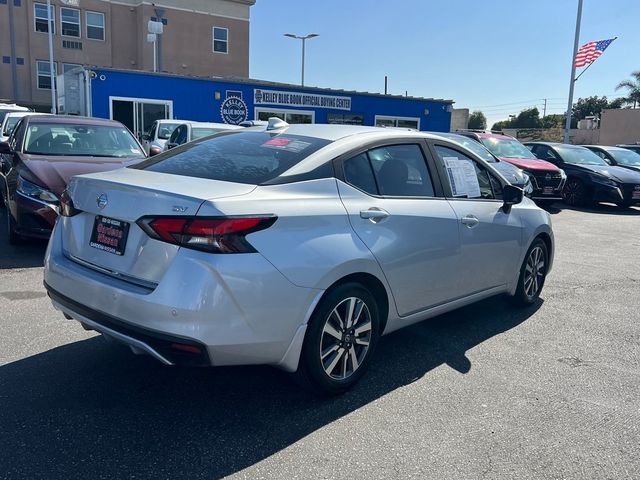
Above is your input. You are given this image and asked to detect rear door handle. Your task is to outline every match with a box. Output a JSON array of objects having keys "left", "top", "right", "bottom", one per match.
[
  {"left": 360, "top": 208, "right": 390, "bottom": 222},
  {"left": 461, "top": 215, "right": 479, "bottom": 228}
]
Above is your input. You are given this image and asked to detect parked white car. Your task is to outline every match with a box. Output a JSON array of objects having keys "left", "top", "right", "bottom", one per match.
[
  {"left": 44, "top": 120, "right": 554, "bottom": 394},
  {"left": 0, "top": 112, "right": 48, "bottom": 142},
  {"left": 164, "top": 122, "right": 243, "bottom": 150},
  {"left": 141, "top": 119, "right": 182, "bottom": 156},
  {"left": 0, "top": 104, "right": 30, "bottom": 136}
]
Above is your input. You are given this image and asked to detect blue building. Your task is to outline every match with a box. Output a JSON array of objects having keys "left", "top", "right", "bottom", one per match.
[{"left": 86, "top": 68, "right": 453, "bottom": 137}]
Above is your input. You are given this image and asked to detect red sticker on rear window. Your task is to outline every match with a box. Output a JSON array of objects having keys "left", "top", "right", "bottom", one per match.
[{"left": 264, "top": 138, "right": 291, "bottom": 147}]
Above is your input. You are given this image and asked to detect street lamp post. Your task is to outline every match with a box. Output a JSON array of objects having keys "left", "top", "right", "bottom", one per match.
[{"left": 284, "top": 33, "right": 319, "bottom": 87}]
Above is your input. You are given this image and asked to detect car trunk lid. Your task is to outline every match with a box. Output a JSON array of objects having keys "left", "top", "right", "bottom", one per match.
[{"left": 62, "top": 168, "right": 256, "bottom": 285}]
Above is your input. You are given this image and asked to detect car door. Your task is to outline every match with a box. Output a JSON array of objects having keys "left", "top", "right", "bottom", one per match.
[
  {"left": 429, "top": 143, "right": 523, "bottom": 296},
  {"left": 336, "top": 141, "right": 462, "bottom": 316}
]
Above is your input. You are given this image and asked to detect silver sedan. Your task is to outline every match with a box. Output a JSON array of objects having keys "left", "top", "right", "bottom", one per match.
[{"left": 44, "top": 120, "right": 554, "bottom": 394}]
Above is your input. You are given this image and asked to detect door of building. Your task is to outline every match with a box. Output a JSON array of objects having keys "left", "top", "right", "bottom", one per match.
[{"left": 110, "top": 97, "right": 172, "bottom": 139}]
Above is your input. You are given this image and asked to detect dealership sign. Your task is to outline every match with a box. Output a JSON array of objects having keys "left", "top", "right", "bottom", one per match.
[
  {"left": 254, "top": 89, "right": 352, "bottom": 111},
  {"left": 220, "top": 90, "right": 248, "bottom": 124}
]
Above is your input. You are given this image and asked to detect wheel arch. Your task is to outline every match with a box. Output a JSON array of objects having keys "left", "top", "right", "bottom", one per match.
[{"left": 321, "top": 272, "right": 391, "bottom": 334}]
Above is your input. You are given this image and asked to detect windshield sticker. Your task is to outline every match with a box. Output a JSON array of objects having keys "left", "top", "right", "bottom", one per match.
[
  {"left": 262, "top": 138, "right": 312, "bottom": 153},
  {"left": 459, "top": 159, "right": 481, "bottom": 198}
]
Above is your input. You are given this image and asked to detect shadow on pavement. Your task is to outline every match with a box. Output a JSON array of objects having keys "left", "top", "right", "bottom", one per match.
[
  {"left": 0, "top": 207, "right": 48, "bottom": 270},
  {"left": 0, "top": 295, "right": 542, "bottom": 479},
  {"left": 540, "top": 201, "right": 640, "bottom": 216}
]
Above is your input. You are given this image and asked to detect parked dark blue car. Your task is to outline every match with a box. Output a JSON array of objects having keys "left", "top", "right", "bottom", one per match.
[{"left": 525, "top": 142, "right": 640, "bottom": 208}]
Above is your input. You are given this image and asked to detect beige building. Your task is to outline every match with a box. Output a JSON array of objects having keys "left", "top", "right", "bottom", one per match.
[{"left": 0, "top": 0, "right": 254, "bottom": 109}]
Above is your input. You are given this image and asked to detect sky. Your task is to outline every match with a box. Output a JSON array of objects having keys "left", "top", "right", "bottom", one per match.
[{"left": 249, "top": 0, "right": 640, "bottom": 129}]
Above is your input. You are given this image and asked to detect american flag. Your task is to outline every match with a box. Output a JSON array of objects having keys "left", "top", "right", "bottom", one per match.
[{"left": 575, "top": 38, "right": 616, "bottom": 68}]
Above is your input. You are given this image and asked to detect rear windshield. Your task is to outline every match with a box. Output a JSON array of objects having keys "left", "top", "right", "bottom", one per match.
[
  {"left": 24, "top": 122, "right": 145, "bottom": 158},
  {"left": 133, "top": 131, "right": 331, "bottom": 184},
  {"left": 192, "top": 127, "right": 224, "bottom": 140}
]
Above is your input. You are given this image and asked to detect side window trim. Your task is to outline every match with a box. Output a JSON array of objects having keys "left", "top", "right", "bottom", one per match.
[
  {"left": 335, "top": 139, "right": 446, "bottom": 199},
  {"left": 426, "top": 140, "right": 505, "bottom": 203}
]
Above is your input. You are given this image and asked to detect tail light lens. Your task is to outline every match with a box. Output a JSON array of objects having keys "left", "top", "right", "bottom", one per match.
[
  {"left": 137, "top": 216, "right": 276, "bottom": 253},
  {"left": 60, "top": 189, "right": 81, "bottom": 217}
]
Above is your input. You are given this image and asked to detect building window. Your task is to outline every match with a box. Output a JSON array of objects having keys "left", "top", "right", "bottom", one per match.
[
  {"left": 327, "top": 112, "right": 364, "bottom": 125},
  {"left": 2, "top": 57, "right": 10, "bottom": 64},
  {"left": 213, "top": 27, "right": 228, "bottom": 54},
  {"left": 61, "top": 7, "right": 80, "bottom": 37},
  {"left": 256, "top": 109, "right": 314, "bottom": 124},
  {"left": 375, "top": 115, "right": 420, "bottom": 130},
  {"left": 86, "top": 11, "right": 105, "bottom": 41},
  {"left": 34, "top": 3, "right": 55, "bottom": 34},
  {"left": 62, "top": 40, "right": 83, "bottom": 50},
  {"left": 36, "top": 61, "right": 57, "bottom": 90}
]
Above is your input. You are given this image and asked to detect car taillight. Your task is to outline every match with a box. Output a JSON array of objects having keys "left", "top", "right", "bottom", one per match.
[
  {"left": 137, "top": 216, "right": 276, "bottom": 253},
  {"left": 60, "top": 189, "right": 81, "bottom": 217}
]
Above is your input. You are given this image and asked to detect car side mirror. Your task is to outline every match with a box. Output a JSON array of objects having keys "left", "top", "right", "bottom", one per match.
[
  {"left": 503, "top": 184, "right": 524, "bottom": 212},
  {"left": 0, "top": 141, "right": 11, "bottom": 154}
]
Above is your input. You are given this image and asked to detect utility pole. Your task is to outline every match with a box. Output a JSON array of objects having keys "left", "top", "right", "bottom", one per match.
[
  {"left": 564, "top": 0, "right": 584, "bottom": 144},
  {"left": 8, "top": 0, "right": 18, "bottom": 102},
  {"left": 542, "top": 98, "right": 548, "bottom": 118},
  {"left": 46, "top": 0, "right": 56, "bottom": 113}
]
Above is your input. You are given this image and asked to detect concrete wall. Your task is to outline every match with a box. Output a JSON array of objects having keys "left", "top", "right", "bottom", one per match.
[
  {"left": 599, "top": 108, "right": 640, "bottom": 145},
  {"left": 449, "top": 108, "right": 469, "bottom": 131}
]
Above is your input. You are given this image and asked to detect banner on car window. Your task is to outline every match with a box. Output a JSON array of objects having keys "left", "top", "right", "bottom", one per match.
[{"left": 254, "top": 89, "right": 352, "bottom": 111}]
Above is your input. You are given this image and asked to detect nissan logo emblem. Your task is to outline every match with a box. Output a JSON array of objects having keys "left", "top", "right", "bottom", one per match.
[{"left": 96, "top": 193, "right": 108, "bottom": 210}]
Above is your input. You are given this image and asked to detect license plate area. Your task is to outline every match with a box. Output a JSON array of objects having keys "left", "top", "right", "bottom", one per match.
[
  {"left": 90, "top": 215, "right": 130, "bottom": 256},
  {"left": 543, "top": 186, "right": 554, "bottom": 195}
]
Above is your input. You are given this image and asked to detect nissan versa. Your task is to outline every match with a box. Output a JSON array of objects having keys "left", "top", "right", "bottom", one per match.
[{"left": 44, "top": 122, "right": 554, "bottom": 394}]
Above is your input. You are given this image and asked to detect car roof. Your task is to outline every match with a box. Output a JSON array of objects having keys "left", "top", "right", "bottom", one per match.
[
  {"left": 583, "top": 145, "right": 628, "bottom": 152},
  {"left": 260, "top": 123, "right": 448, "bottom": 142},
  {"left": 526, "top": 142, "right": 589, "bottom": 150},
  {"left": 26, "top": 115, "right": 124, "bottom": 126},
  {"left": 190, "top": 122, "right": 243, "bottom": 129},
  {"left": 616, "top": 143, "right": 640, "bottom": 147}
]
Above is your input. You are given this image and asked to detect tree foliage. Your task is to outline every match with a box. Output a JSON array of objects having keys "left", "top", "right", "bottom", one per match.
[
  {"left": 615, "top": 70, "right": 640, "bottom": 108},
  {"left": 468, "top": 110, "right": 487, "bottom": 130},
  {"left": 572, "top": 95, "right": 622, "bottom": 121}
]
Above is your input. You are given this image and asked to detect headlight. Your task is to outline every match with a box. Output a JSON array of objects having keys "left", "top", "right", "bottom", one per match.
[
  {"left": 559, "top": 169, "right": 567, "bottom": 179},
  {"left": 588, "top": 173, "right": 617, "bottom": 187},
  {"left": 523, "top": 173, "right": 534, "bottom": 194},
  {"left": 17, "top": 176, "right": 59, "bottom": 204}
]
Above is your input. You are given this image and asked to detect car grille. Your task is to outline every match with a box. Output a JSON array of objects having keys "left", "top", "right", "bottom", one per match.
[{"left": 530, "top": 172, "right": 563, "bottom": 190}]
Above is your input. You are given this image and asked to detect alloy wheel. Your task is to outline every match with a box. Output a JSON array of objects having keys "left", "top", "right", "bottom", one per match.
[
  {"left": 524, "top": 246, "right": 545, "bottom": 298},
  {"left": 563, "top": 180, "right": 583, "bottom": 206},
  {"left": 319, "top": 297, "right": 372, "bottom": 380}
]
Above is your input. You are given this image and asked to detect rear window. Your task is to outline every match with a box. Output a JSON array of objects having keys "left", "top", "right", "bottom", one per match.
[{"left": 133, "top": 131, "right": 331, "bottom": 184}]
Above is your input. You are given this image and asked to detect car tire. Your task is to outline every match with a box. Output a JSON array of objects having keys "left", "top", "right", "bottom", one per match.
[
  {"left": 6, "top": 206, "right": 19, "bottom": 245},
  {"left": 511, "top": 238, "right": 548, "bottom": 306},
  {"left": 562, "top": 178, "right": 588, "bottom": 207},
  {"left": 295, "top": 283, "right": 380, "bottom": 395}
]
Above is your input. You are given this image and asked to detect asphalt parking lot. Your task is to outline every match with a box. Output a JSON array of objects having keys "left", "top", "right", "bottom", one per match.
[{"left": 0, "top": 203, "right": 639, "bottom": 480}]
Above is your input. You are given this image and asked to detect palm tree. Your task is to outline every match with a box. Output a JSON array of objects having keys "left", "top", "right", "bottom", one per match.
[{"left": 615, "top": 70, "right": 640, "bottom": 108}]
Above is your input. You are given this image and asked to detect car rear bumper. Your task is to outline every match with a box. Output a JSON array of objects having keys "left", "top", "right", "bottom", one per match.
[{"left": 44, "top": 222, "right": 323, "bottom": 371}]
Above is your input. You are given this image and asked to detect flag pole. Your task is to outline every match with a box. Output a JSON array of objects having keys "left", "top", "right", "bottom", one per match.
[{"left": 564, "top": 0, "right": 584, "bottom": 144}]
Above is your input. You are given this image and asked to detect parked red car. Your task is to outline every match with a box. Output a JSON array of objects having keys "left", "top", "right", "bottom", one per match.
[
  {"left": 457, "top": 132, "right": 566, "bottom": 202},
  {"left": 0, "top": 115, "right": 146, "bottom": 243}
]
